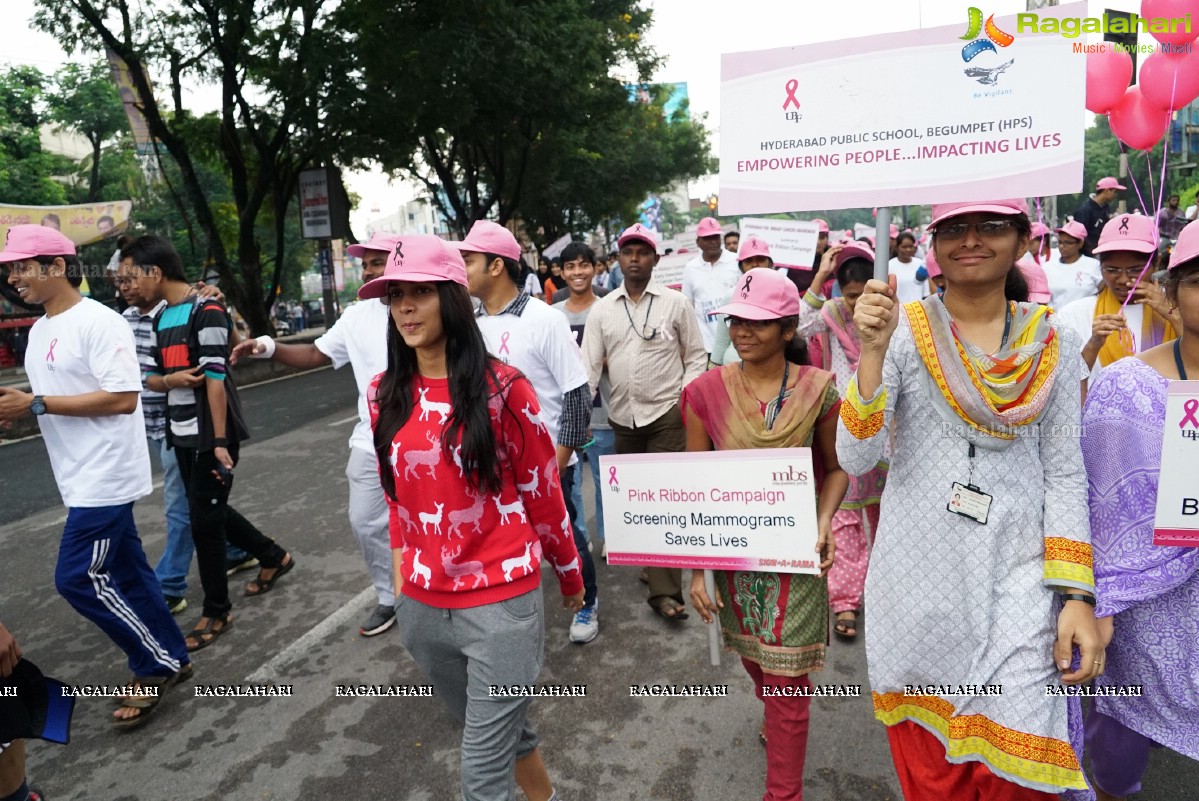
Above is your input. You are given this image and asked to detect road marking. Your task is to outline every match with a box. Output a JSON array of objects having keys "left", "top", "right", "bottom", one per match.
[
  {"left": 327, "top": 414, "right": 360, "bottom": 427},
  {"left": 245, "top": 586, "right": 376, "bottom": 683},
  {"left": 0, "top": 433, "right": 43, "bottom": 448},
  {"left": 241, "top": 364, "right": 332, "bottom": 390}
]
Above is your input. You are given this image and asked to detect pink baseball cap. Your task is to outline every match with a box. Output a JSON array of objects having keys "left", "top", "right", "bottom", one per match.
[
  {"left": 346, "top": 231, "right": 400, "bottom": 258},
  {"left": 737, "top": 236, "right": 771, "bottom": 261},
  {"left": 1168, "top": 220, "right": 1199, "bottom": 271},
  {"left": 834, "top": 242, "right": 875, "bottom": 269},
  {"left": 696, "top": 217, "right": 723, "bottom": 238},
  {"left": 1030, "top": 222, "right": 1051, "bottom": 239},
  {"left": 812, "top": 218, "right": 830, "bottom": 234},
  {"left": 1017, "top": 258, "right": 1052, "bottom": 304},
  {"left": 714, "top": 268, "right": 800, "bottom": 320},
  {"left": 1096, "top": 177, "right": 1126, "bottom": 191},
  {"left": 451, "top": 220, "right": 522, "bottom": 261},
  {"left": 1094, "top": 213, "right": 1157, "bottom": 255},
  {"left": 0, "top": 224, "right": 76, "bottom": 262},
  {"left": 925, "top": 249, "right": 941, "bottom": 278},
  {"left": 929, "top": 198, "right": 1028, "bottom": 229},
  {"left": 358, "top": 234, "right": 468, "bottom": 298},
  {"left": 889, "top": 224, "right": 899, "bottom": 238},
  {"left": 618, "top": 223, "right": 659, "bottom": 251},
  {"left": 1055, "top": 221, "right": 1088, "bottom": 242}
]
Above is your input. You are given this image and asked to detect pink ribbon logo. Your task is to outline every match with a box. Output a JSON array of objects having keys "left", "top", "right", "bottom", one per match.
[
  {"left": 498, "top": 331, "right": 511, "bottom": 356},
  {"left": 782, "top": 79, "right": 800, "bottom": 110},
  {"left": 607, "top": 466, "right": 619, "bottom": 493},
  {"left": 1181, "top": 399, "right": 1199, "bottom": 430},
  {"left": 46, "top": 338, "right": 57, "bottom": 362}
]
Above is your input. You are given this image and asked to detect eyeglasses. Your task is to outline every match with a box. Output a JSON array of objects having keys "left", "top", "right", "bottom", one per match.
[
  {"left": 726, "top": 316, "right": 773, "bottom": 330},
  {"left": 113, "top": 275, "right": 140, "bottom": 286},
  {"left": 933, "top": 220, "right": 1015, "bottom": 240},
  {"left": 1101, "top": 266, "right": 1147, "bottom": 279}
]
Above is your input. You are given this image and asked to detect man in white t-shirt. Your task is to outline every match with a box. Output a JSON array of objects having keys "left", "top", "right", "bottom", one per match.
[
  {"left": 0, "top": 225, "right": 189, "bottom": 729},
  {"left": 231, "top": 231, "right": 397, "bottom": 637},
  {"left": 1056, "top": 214, "right": 1178, "bottom": 388},
  {"left": 455, "top": 221, "right": 597, "bottom": 646},
  {"left": 1043, "top": 220, "right": 1101, "bottom": 309},
  {"left": 682, "top": 217, "right": 740, "bottom": 354}
]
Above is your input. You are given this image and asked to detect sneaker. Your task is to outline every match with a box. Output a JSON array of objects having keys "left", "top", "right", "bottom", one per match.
[
  {"left": 569, "top": 606, "right": 598, "bottom": 644},
  {"left": 359, "top": 604, "right": 397, "bottom": 637},
  {"left": 226, "top": 555, "right": 260, "bottom": 576},
  {"left": 164, "top": 596, "right": 187, "bottom": 615},
  {"left": 29, "top": 788, "right": 46, "bottom": 801}
]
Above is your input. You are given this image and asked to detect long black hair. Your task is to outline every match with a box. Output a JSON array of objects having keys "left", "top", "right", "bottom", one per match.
[{"left": 372, "top": 281, "right": 512, "bottom": 500}]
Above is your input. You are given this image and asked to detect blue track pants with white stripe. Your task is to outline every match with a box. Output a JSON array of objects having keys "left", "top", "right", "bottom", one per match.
[{"left": 55, "top": 503, "right": 189, "bottom": 677}]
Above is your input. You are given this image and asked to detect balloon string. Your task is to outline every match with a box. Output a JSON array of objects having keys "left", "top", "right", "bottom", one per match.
[{"left": 1117, "top": 84, "right": 1173, "bottom": 315}]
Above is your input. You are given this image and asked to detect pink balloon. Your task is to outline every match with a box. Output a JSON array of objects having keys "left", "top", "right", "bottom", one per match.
[
  {"left": 1140, "top": 0, "right": 1199, "bottom": 47},
  {"left": 1140, "top": 49, "right": 1199, "bottom": 110},
  {"left": 1085, "top": 49, "right": 1134, "bottom": 114},
  {"left": 1109, "top": 85, "right": 1173, "bottom": 151}
]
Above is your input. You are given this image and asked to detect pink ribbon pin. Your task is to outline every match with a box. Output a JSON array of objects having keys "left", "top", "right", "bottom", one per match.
[
  {"left": 782, "top": 79, "right": 800, "bottom": 110},
  {"left": 46, "top": 338, "right": 58, "bottom": 362},
  {"left": 498, "top": 331, "right": 511, "bottom": 356},
  {"left": 1181, "top": 399, "right": 1199, "bottom": 430},
  {"left": 608, "top": 466, "right": 618, "bottom": 486}
]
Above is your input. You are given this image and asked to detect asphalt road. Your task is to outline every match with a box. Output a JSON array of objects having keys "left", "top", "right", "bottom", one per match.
[{"left": 1, "top": 368, "right": 1194, "bottom": 800}]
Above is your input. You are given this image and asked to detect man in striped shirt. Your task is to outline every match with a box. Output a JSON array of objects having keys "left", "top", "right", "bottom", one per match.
[{"left": 125, "top": 235, "right": 295, "bottom": 653}]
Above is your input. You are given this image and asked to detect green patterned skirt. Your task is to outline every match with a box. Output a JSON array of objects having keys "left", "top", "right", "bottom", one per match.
[{"left": 716, "top": 570, "right": 827, "bottom": 677}]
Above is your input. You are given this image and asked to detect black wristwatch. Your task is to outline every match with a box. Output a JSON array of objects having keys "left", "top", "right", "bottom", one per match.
[{"left": 29, "top": 395, "right": 47, "bottom": 416}]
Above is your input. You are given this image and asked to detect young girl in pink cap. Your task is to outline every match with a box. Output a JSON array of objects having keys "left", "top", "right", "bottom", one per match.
[
  {"left": 840, "top": 199, "right": 1101, "bottom": 799},
  {"left": 686, "top": 267, "right": 844, "bottom": 801},
  {"left": 1044, "top": 220, "right": 1101, "bottom": 308},
  {"left": 364, "top": 234, "right": 584, "bottom": 801},
  {"left": 1080, "top": 219, "right": 1199, "bottom": 801}
]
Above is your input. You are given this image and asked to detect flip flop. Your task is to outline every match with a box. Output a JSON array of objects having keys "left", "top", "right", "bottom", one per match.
[
  {"left": 112, "top": 663, "right": 194, "bottom": 730},
  {"left": 244, "top": 554, "right": 295, "bottom": 597},
  {"left": 654, "top": 598, "right": 689, "bottom": 622},
  {"left": 833, "top": 611, "right": 858, "bottom": 641}
]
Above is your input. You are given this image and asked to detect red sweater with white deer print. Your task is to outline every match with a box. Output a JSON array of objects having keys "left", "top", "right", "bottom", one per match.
[{"left": 368, "top": 364, "right": 584, "bottom": 609}]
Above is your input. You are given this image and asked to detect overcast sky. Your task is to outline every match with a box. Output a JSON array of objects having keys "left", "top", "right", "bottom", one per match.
[{"left": 8, "top": 0, "right": 1139, "bottom": 230}]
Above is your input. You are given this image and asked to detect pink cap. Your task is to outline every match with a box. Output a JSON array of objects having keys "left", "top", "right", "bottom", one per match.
[
  {"left": 1094, "top": 214, "right": 1157, "bottom": 255},
  {"left": 358, "top": 234, "right": 467, "bottom": 298},
  {"left": 617, "top": 223, "right": 659, "bottom": 251},
  {"left": 0, "top": 224, "right": 76, "bottom": 262},
  {"left": 925, "top": 249, "right": 941, "bottom": 278},
  {"left": 1055, "top": 221, "right": 1088, "bottom": 242},
  {"left": 714, "top": 268, "right": 800, "bottom": 320},
  {"left": 1017, "top": 258, "right": 1052, "bottom": 304},
  {"left": 834, "top": 242, "right": 875, "bottom": 269},
  {"left": 930, "top": 199, "right": 1028, "bottom": 229},
  {"left": 812, "top": 218, "right": 829, "bottom": 234},
  {"left": 1030, "top": 222, "right": 1051, "bottom": 239},
  {"left": 451, "top": 220, "right": 522, "bottom": 261},
  {"left": 1168, "top": 220, "right": 1199, "bottom": 271},
  {"left": 696, "top": 217, "right": 723, "bottom": 238},
  {"left": 346, "top": 231, "right": 400, "bottom": 259},
  {"left": 889, "top": 224, "right": 899, "bottom": 238},
  {"left": 736, "top": 235, "right": 771, "bottom": 261},
  {"left": 1096, "top": 176, "right": 1126, "bottom": 191}
]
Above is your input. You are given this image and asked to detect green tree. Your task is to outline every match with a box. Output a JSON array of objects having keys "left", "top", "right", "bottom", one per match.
[
  {"left": 47, "top": 61, "right": 127, "bottom": 202},
  {"left": 0, "top": 65, "right": 71, "bottom": 206}
]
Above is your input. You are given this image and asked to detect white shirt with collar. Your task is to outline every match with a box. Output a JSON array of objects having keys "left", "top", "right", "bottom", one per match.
[{"left": 682, "top": 248, "right": 741, "bottom": 352}]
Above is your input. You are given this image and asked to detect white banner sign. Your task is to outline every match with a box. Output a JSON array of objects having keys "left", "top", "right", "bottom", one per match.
[
  {"left": 299, "top": 168, "right": 333, "bottom": 239},
  {"left": 1153, "top": 381, "right": 1199, "bottom": 547},
  {"left": 738, "top": 218, "right": 819, "bottom": 269},
  {"left": 651, "top": 251, "right": 691, "bottom": 289},
  {"left": 542, "top": 234, "right": 572, "bottom": 260},
  {"left": 599, "top": 449, "right": 820, "bottom": 573},
  {"left": 718, "top": 4, "right": 1086, "bottom": 214}
]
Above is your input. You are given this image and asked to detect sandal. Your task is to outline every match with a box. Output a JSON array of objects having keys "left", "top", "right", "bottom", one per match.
[
  {"left": 112, "top": 662, "right": 193, "bottom": 729},
  {"left": 833, "top": 611, "right": 858, "bottom": 641},
  {"left": 184, "top": 614, "right": 233, "bottom": 652},
  {"left": 244, "top": 554, "right": 295, "bottom": 597},
  {"left": 654, "top": 598, "right": 689, "bottom": 621},
  {"left": 638, "top": 568, "right": 649, "bottom": 585}
]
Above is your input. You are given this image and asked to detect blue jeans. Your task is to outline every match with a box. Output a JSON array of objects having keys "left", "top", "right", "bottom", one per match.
[
  {"left": 584, "top": 428, "right": 616, "bottom": 543},
  {"left": 569, "top": 458, "right": 589, "bottom": 545},
  {"left": 152, "top": 436, "right": 193, "bottom": 598}
]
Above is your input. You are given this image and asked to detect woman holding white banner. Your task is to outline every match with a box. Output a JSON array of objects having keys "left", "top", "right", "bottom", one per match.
[
  {"left": 838, "top": 199, "right": 1102, "bottom": 799},
  {"left": 684, "top": 267, "right": 844, "bottom": 801},
  {"left": 1079, "top": 220, "right": 1199, "bottom": 801}
]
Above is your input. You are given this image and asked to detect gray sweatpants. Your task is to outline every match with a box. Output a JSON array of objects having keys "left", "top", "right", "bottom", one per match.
[
  {"left": 346, "top": 447, "right": 395, "bottom": 606},
  {"left": 396, "top": 588, "right": 544, "bottom": 801}
]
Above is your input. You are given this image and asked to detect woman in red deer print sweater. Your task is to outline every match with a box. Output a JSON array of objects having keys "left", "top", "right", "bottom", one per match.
[{"left": 363, "top": 234, "right": 583, "bottom": 801}]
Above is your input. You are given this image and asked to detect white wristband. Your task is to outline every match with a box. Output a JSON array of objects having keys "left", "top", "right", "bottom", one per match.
[{"left": 253, "top": 335, "right": 277, "bottom": 359}]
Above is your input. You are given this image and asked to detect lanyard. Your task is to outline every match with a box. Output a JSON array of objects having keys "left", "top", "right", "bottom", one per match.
[
  {"left": 1175, "top": 338, "right": 1188, "bottom": 381},
  {"left": 621, "top": 295, "right": 656, "bottom": 340},
  {"left": 1000, "top": 302, "right": 1013, "bottom": 350},
  {"left": 748, "top": 361, "right": 790, "bottom": 431}
]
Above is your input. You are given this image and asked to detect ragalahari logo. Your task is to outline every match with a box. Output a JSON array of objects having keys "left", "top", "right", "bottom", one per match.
[{"left": 960, "top": 7, "right": 1015, "bottom": 86}]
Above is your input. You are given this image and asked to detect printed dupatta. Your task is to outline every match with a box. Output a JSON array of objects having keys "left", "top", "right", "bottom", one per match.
[
  {"left": 907, "top": 295, "right": 1060, "bottom": 448},
  {"left": 1094, "top": 285, "right": 1178, "bottom": 366}
]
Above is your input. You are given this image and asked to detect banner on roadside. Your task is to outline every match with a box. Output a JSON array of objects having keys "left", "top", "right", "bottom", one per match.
[
  {"left": 0, "top": 202, "right": 131, "bottom": 247},
  {"left": 718, "top": 3, "right": 1086, "bottom": 214},
  {"left": 738, "top": 218, "right": 819, "bottom": 269}
]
